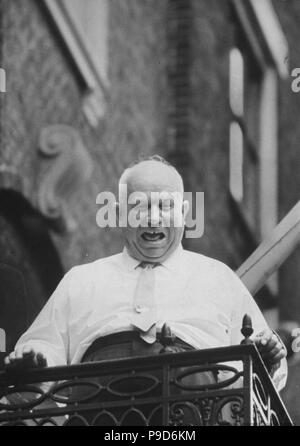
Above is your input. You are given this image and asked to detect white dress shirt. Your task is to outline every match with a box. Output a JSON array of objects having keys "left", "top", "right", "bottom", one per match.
[{"left": 16, "top": 245, "right": 287, "bottom": 390}]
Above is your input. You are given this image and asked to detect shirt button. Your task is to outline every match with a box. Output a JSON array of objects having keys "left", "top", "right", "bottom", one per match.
[{"left": 135, "top": 305, "right": 147, "bottom": 314}]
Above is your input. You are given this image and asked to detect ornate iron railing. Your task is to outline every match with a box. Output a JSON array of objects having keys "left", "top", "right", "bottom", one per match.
[{"left": 0, "top": 344, "right": 292, "bottom": 426}]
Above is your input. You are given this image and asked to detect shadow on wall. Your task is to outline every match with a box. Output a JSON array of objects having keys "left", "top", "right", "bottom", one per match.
[{"left": 0, "top": 190, "right": 64, "bottom": 353}]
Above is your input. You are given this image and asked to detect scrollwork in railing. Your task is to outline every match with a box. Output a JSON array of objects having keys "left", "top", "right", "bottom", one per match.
[
  {"left": 253, "top": 373, "right": 269, "bottom": 413},
  {"left": 169, "top": 402, "right": 203, "bottom": 426},
  {"left": 269, "top": 410, "right": 280, "bottom": 426},
  {"left": 253, "top": 403, "right": 267, "bottom": 426},
  {"left": 50, "top": 379, "right": 102, "bottom": 405},
  {"left": 173, "top": 364, "right": 243, "bottom": 392},
  {"left": 196, "top": 398, "right": 214, "bottom": 426},
  {"left": 107, "top": 373, "right": 160, "bottom": 398},
  {"left": 92, "top": 410, "right": 118, "bottom": 427},
  {"left": 251, "top": 362, "right": 291, "bottom": 426},
  {"left": 0, "top": 384, "right": 46, "bottom": 411}
]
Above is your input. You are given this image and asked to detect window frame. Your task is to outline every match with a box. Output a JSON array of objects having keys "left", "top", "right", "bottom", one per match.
[
  {"left": 42, "top": 0, "right": 108, "bottom": 93},
  {"left": 229, "top": 40, "right": 262, "bottom": 240},
  {"left": 230, "top": 0, "right": 289, "bottom": 297}
]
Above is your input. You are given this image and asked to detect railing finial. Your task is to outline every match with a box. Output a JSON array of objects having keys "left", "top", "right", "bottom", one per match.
[
  {"left": 241, "top": 314, "right": 254, "bottom": 345},
  {"left": 160, "top": 323, "right": 176, "bottom": 353}
]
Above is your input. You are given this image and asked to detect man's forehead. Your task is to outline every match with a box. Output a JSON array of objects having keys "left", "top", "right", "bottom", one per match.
[{"left": 123, "top": 161, "right": 183, "bottom": 193}]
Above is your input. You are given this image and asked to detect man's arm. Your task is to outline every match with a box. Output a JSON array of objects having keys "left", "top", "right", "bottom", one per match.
[
  {"left": 228, "top": 267, "right": 287, "bottom": 391},
  {"left": 4, "top": 269, "right": 73, "bottom": 370},
  {"left": 253, "top": 329, "right": 287, "bottom": 379},
  {"left": 4, "top": 346, "right": 47, "bottom": 369}
]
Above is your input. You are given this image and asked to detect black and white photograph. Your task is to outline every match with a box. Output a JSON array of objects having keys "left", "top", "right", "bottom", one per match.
[{"left": 0, "top": 0, "right": 299, "bottom": 428}]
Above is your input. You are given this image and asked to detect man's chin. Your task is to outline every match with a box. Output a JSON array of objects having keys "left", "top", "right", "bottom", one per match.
[
  {"left": 129, "top": 239, "right": 179, "bottom": 263},
  {"left": 131, "top": 241, "right": 174, "bottom": 262}
]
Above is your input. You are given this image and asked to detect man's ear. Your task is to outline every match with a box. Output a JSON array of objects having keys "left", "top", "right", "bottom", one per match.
[{"left": 182, "top": 200, "right": 189, "bottom": 223}]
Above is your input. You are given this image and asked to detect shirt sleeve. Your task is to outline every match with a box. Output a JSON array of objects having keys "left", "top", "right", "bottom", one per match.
[
  {"left": 228, "top": 267, "right": 288, "bottom": 392},
  {"left": 15, "top": 269, "right": 74, "bottom": 367}
]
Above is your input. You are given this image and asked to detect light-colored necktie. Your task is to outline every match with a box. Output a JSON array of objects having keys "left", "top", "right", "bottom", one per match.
[{"left": 131, "top": 262, "right": 159, "bottom": 344}]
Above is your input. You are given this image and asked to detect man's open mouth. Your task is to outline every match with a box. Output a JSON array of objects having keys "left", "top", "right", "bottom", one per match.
[{"left": 141, "top": 230, "right": 166, "bottom": 242}]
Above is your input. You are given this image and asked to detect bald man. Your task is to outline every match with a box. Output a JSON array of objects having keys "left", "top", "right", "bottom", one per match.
[{"left": 5, "top": 156, "right": 287, "bottom": 392}]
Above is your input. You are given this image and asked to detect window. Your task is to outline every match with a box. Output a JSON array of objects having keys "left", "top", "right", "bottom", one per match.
[
  {"left": 229, "top": 41, "right": 261, "bottom": 237},
  {"left": 229, "top": 121, "right": 243, "bottom": 203},
  {"left": 230, "top": 0, "right": 289, "bottom": 297}
]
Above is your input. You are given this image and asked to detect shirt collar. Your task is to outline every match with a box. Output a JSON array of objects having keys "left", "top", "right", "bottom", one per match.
[
  {"left": 121, "top": 247, "right": 141, "bottom": 270},
  {"left": 161, "top": 244, "right": 184, "bottom": 271},
  {"left": 121, "top": 244, "right": 184, "bottom": 272}
]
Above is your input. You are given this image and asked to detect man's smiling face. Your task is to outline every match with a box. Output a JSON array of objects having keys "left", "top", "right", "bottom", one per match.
[{"left": 119, "top": 160, "right": 189, "bottom": 263}]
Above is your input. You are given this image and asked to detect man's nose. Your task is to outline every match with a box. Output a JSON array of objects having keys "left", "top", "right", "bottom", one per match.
[{"left": 148, "top": 206, "right": 161, "bottom": 226}]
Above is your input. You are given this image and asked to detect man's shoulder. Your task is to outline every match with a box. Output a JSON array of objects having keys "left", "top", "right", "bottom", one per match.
[
  {"left": 91, "top": 252, "right": 124, "bottom": 268},
  {"left": 66, "top": 252, "right": 124, "bottom": 279},
  {"left": 182, "top": 248, "right": 234, "bottom": 273},
  {"left": 182, "top": 249, "right": 249, "bottom": 301}
]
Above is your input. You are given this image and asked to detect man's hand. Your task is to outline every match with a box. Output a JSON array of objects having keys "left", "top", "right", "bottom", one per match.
[
  {"left": 254, "top": 329, "right": 286, "bottom": 371},
  {"left": 4, "top": 346, "right": 47, "bottom": 370}
]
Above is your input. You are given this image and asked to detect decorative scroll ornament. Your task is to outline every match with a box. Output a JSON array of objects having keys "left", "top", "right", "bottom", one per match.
[{"left": 37, "top": 125, "right": 93, "bottom": 232}]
